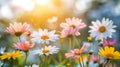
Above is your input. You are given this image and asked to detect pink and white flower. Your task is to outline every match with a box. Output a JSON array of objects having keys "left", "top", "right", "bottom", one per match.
[
  {"left": 103, "top": 38, "right": 117, "bottom": 47},
  {"left": 65, "top": 44, "right": 87, "bottom": 59},
  {"left": 60, "top": 17, "right": 86, "bottom": 38},
  {"left": 6, "top": 22, "right": 30, "bottom": 36},
  {"left": 14, "top": 41, "right": 34, "bottom": 52},
  {"left": 60, "top": 17, "right": 86, "bottom": 29},
  {"left": 60, "top": 27, "right": 80, "bottom": 38}
]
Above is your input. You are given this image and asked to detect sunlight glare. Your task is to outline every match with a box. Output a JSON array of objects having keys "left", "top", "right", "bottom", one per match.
[{"left": 36, "top": 0, "right": 50, "bottom": 5}]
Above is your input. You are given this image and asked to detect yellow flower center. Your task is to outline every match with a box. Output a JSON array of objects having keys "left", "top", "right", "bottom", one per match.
[
  {"left": 74, "top": 49, "right": 81, "bottom": 55},
  {"left": 87, "top": 36, "right": 93, "bottom": 42},
  {"left": 98, "top": 26, "right": 106, "bottom": 33},
  {"left": 70, "top": 25, "right": 76, "bottom": 28},
  {"left": 106, "top": 54, "right": 114, "bottom": 59},
  {"left": 42, "top": 49, "right": 50, "bottom": 53},
  {"left": 41, "top": 35, "right": 49, "bottom": 40}
]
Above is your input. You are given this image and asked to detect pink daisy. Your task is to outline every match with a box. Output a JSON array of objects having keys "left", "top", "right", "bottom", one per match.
[
  {"left": 60, "top": 27, "right": 80, "bottom": 38},
  {"left": 103, "top": 38, "right": 117, "bottom": 47},
  {"left": 60, "top": 17, "right": 86, "bottom": 38},
  {"left": 60, "top": 17, "right": 86, "bottom": 29},
  {"left": 14, "top": 41, "right": 34, "bottom": 52},
  {"left": 6, "top": 22, "right": 30, "bottom": 36},
  {"left": 65, "top": 44, "right": 87, "bottom": 59}
]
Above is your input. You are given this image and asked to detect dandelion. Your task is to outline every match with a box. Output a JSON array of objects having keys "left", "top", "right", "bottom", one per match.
[
  {"left": 89, "top": 18, "right": 116, "bottom": 40},
  {"left": 32, "top": 45, "right": 59, "bottom": 56},
  {"left": 31, "top": 29, "right": 59, "bottom": 44},
  {"left": 98, "top": 46, "right": 120, "bottom": 60},
  {"left": 14, "top": 41, "right": 34, "bottom": 52},
  {"left": 0, "top": 51, "right": 22, "bottom": 60},
  {"left": 6, "top": 22, "right": 30, "bottom": 36}
]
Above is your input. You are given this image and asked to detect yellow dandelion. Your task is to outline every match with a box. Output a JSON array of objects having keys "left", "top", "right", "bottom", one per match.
[
  {"left": 0, "top": 51, "right": 22, "bottom": 60},
  {"left": 98, "top": 46, "right": 120, "bottom": 59}
]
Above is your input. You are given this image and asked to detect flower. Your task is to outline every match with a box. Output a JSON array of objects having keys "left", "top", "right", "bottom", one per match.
[
  {"left": 103, "top": 38, "right": 117, "bottom": 47},
  {"left": 87, "top": 36, "right": 93, "bottom": 42},
  {"left": 6, "top": 22, "right": 30, "bottom": 36},
  {"left": 31, "top": 29, "right": 59, "bottom": 44},
  {"left": 14, "top": 41, "right": 34, "bottom": 52},
  {"left": 89, "top": 18, "right": 116, "bottom": 40},
  {"left": 65, "top": 44, "right": 87, "bottom": 58},
  {"left": 60, "top": 17, "right": 86, "bottom": 38},
  {"left": 90, "top": 55, "right": 99, "bottom": 63},
  {"left": 60, "top": 17, "right": 86, "bottom": 29},
  {"left": 32, "top": 45, "right": 59, "bottom": 56},
  {"left": 90, "top": 55, "right": 104, "bottom": 64},
  {"left": 98, "top": 46, "right": 120, "bottom": 59},
  {"left": 60, "top": 27, "right": 80, "bottom": 38},
  {"left": 0, "top": 51, "right": 22, "bottom": 60}
]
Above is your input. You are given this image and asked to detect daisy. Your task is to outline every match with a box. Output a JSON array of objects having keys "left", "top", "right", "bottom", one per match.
[
  {"left": 103, "top": 38, "right": 117, "bottom": 47},
  {"left": 60, "top": 17, "right": 86, "bottom": 29},
  {"left": 6, "top": 22, "right": 30, "bottom": 36},
  {"left": 14, "top": 41, "right": 34, "bottom": 52},
  {"left": 98, "top": 46, "right": 120, "bottom": 59},
  {"left": 32, "top": 45, "right": 59, "bottom": 56},
  {"left": 60, "top": 17, "right": 86, "bottom": 38},
  {"left": 65, "top": 44, "right": 87, "bottom": 59},
  {"left": 60, "top": 27, "right": 80, "bottom": 38},
  {"left": 89, "top": 18, "right": 116, "bottom": 40},
  {"left": 0, "top": 51, "right": 22, "bottom": 60},
  {"left": 31, "top": 29, "right": 59, "bottom": 44}
]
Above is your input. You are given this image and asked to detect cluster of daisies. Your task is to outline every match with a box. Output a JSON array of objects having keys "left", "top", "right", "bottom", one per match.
[{"left": 0, "top": 17, "right": 119, "bottom": 67}]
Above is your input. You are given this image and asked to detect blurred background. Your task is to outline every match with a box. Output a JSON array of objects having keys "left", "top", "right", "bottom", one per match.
[{"left": 0, "top": 0, "right": 120, "bottom": 49}]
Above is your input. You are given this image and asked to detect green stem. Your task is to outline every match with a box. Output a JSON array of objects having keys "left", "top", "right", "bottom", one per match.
[
  {"left": 45, "top": 56, "right": 49, "bottom": 67},
  {"left": 24, "top": 52, "right": 28, "bottom": 66},
  {"left": 69, "top": 37, "right": 72, "bottom": 50},
  {"left": 73, "top": 35, "right": 80, "bottom": 47},
  {"left": 103, "top": 60, "right": 110, "bottom": 67},
  {"left": 39, "top": 56, "right": 43, "bottom": 67},
  {"left": 18, "top": 36, "right": 21, "bottom": 42},
  {"left": 78, "top": 57, "right": 82, "bottom": 67},
  {"left": 86, "top": 55, "right": 90, "bottom": 67},
  {"left": 81, "top": 56, "right": 84, "bottom": 67}
]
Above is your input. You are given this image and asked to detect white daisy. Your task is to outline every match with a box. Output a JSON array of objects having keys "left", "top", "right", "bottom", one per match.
[
  {"left": 32, "top": 45, "right": 59, "bottom": 56},
  {"left": 31, "top": 29, "right": 59, "bottom": 44},
  {"left": 89, "top": 18, "right": 116, "bottom": 40}
]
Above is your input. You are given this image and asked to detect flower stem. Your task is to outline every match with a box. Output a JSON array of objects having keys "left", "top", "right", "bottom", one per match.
[
  {"left": 81, "top": 56, "right": 84, "bottom": 67},
  {"left": 73, "top": 35, "right": 80, "bottom": 47},
  {"left": 78, "top": 57, "right": 82, "bottom": 67},
  {"left": 103, "top": 60, "right": 109, "bottom": 67},
  {"left": 69, "top": 37, "right": 72, "bottom": 50},
  {"left": 24, "top": 52, "right": 28, "bottom": 66},
  {"left": 18, "top": 36, "right": 21, "bottom": 42}
]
